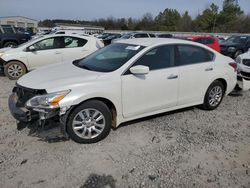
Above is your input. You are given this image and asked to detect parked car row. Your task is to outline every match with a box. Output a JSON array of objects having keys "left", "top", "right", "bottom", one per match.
[
  {"left": 98, "top": 32, "right": 250, "bottom": 60},
  {"left": 7, "top": 38, "right": 237, "bottom": 143}
]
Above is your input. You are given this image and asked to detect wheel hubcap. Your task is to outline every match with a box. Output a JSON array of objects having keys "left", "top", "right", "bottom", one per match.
[
  {"left": 208, "top": 86, "right": 223, "bottom": 107},
  {"left": 7, "top": 64, "right": 23, "bottom": 78},
  {"left": 72, "top": 108, "right": 105, "bottom": 139}
]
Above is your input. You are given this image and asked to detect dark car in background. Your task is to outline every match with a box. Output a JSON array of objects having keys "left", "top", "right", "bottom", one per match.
[
  {"left": 156, "top": 33, "right": 173, "bottom": 38},
  {"left": 220, "top": 36, "right": 250, "bottom": 59},
  {"left": 0, "top": 25, "right": 31, "bottom": 48},
  {"left": 97, "top": 33, "right": 114, "bottom": 40},
  {"left": 102, "top": 33, "right": 121, "bottom": 45}
]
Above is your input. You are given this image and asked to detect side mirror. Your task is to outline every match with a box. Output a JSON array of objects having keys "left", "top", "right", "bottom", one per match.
[
  {"left": 27, "top": 45, "right": 36, "bottom": 51},
  {"left": 130, "top": 65, "right": 149, "bottom": 75}
]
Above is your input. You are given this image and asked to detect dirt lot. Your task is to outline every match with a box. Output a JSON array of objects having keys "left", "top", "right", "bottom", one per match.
[{"left": 0, "top": 75, "right": 250, "bottom": 188}]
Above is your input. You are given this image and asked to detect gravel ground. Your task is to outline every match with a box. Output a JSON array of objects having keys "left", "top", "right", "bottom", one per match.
[{"left": 0, "top": 75, "right": 250, "bottom": 188}]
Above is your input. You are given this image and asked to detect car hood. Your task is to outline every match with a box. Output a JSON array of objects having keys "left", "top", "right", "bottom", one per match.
[
  {"left": 239, "top": 51, "right": 250, "bottom": 59},
  {"left": 17, "top": 62, "right": 101, "bottom": 91},
  {"left": 0, "top": 47, "right": 21, "bottom": 53}
]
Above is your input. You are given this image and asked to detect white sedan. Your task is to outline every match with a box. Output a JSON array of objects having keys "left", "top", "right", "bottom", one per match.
[
  {"left": 9, "top": 38, "right": 237, "bottom": 143},
  {"left": 0, "top": 34, "right": 103, "bottom": 79},
  {"left": 236, "top": 51, "right": 250, "bottom": 79}
]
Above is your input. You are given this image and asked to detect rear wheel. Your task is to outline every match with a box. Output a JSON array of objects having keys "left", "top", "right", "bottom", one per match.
[
  {"left": 66, "top": 100, "right": 112, "bottom": 144},
  {"left": 4, "top": 61, "right": 27, "bottom": 80},
  {"left": 3, "top": 41, "right": 18, "bottom": 48},
  {"left": 201, "top": 80, "right": 225, "bottom": 110}
]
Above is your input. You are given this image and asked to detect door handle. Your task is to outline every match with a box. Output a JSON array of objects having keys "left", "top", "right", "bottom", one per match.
[
  {"left": 205, "top": 67, "right": 213, "bottom": 71},
  {"left": 167, "top": 74, "right": 178, "bottom": 79},
  {"left": 55, "top": 51, "right": 61, "bottom": 54}
]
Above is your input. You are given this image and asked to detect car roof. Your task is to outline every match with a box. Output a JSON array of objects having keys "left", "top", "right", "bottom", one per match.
[
  {"left": 115, "top": 38, "right": 203, "bottom": 47},
  {"left": 34, "top": 33, "right": 98, "bottom": 42}
]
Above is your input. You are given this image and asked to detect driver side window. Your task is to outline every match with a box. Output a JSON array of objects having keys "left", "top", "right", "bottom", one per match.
[
  {"left": 132, "top": 45, "right": 175, "bottom": 71},
  {"left": 32, "top": 37, "right": 64, "bottom": 51}
]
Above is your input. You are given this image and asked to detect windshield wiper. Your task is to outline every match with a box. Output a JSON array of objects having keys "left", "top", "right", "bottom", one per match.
[
  {"left": 80, "top": 64, "right": 92, "bottom": 71},
  {"left": 73, "top": 59, "right": 92, "bottom": 70}
]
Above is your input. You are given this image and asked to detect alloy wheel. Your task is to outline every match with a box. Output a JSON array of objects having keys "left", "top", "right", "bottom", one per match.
[
  {"left": 208, "top": 86, "right": 223, "bottom": 107},
  {"left": 72, "top": 108, "right": 105, "bottom": 139}
]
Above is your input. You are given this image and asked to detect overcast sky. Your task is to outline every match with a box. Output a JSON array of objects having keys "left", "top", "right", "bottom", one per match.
[{"left": 1, "top": 0, "right": 250, "bottom": 21}]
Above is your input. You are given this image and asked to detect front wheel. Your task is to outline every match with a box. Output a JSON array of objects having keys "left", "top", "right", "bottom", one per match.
[
  {"left": 4, "top": 61, "right": 27, "bottom": 80},
  {"left": 66, "top": 100, "right": 112, "bottom": 144},
  {"left": 201, "top": 81, "right": 225, "bottom": 110}
]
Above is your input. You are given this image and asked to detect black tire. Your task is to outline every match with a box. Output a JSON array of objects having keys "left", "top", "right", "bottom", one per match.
[
  {"left": 4, "top": 61, "right": 27, "bottom": 80},
  {"left": 234, "top": 50, "right": 243, "bottom": 59},
  {"left": 66, "top": 100, "right": 112, "bottom": 144},
  {"left": 201, "top": 80, "right": 225, "bottom": 110},
  {"left": 3, "top": 41, "right": 18, "bottom": 48}
]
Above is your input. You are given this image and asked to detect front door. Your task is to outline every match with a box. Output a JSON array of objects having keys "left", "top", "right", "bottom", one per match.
[
  {"left": 26, "top": 36, "right": 64, "bottom": 70},
  {"left": 121, "top": 45, "right": 179, "bottom": 118}
]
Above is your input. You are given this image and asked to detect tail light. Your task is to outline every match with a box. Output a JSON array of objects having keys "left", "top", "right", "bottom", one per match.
[{"left": 229, "top": 62, "right": 237, "bottom": 72}]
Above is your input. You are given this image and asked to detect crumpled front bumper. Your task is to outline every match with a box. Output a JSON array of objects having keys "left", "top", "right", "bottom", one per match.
[
  {"left": 0, "top": 58, "right": 6, "bottom": 74},
  {"left": 8, "top": 93, "right": 39, "bottom": 122}
]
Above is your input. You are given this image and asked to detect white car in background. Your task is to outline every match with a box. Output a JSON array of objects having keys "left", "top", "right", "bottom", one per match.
[
  {"left": 236, "top": 51, "right": 250, "bottom": 79},
  {"left": 0, "top": 34, "right": 104, "bottom": 79},
  {"left": 9, "top": 38, "right": 237, "bottom": 143}
]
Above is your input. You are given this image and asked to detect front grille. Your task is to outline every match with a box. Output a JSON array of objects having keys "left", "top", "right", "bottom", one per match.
[
  {"left": 13, "top": 85, "right": 46, "bottom": 106},
  {"left": 240, "top": 71, "right": 250, "bottom": 78},
  {"left": 242, "top": 59, "right": 250, "bottom": 67}
]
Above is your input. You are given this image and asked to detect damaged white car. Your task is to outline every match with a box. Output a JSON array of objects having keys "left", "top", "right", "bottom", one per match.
[{"left": 8, "top": 38, "right": 237, "bottom": 143}]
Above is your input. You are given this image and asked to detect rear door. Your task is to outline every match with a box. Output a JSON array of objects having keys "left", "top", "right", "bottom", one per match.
[
  {"left": 176, "top": 44, "right": 215, "bottom": 105},
  {"left": 60, "top": 36, "right": 91, "bottom": 62}
]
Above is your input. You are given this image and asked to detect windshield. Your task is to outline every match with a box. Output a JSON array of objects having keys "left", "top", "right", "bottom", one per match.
[
  {"left": 226, "top": 36, "right": 248, "bottom": 44},
  {"left": 121, "top": 34, "right": 132, "bottom": 39},
  {"left": 75, "top": 43, "right": 144, "bottom": 72},
  {"left": 17, "top": 36, "right": 44, "bottom": 48}
]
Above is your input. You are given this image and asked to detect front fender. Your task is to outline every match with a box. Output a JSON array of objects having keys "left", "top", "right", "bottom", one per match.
[{"left": 58, "top": 81, "right": 122, "bottom": 119}]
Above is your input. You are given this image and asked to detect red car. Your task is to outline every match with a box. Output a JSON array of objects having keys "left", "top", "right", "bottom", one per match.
[{"left": 186, "top": 36, "right": 221, "bottom": 52}]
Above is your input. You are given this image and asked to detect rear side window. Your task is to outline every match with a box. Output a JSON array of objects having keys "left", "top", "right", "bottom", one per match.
[
  {"left": 132, "top": 45, "right": 175, "bottom": 71},
  {"left": 177, "top": 45, "right": 214, "bottom": 66},
  {"left": 134, "top": 33, "right": 149, "bottom": 38},
  {"left": 64, "top": 37, "right": 87, "bottom": 48},
  {"left": 194, "top": 38, "right": 215, "bottom": 45},
  {"left": 2, "top": 26, "right": 14, "bottom": 34}
]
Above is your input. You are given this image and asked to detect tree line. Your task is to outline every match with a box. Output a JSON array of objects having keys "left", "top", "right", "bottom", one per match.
[{"left": 39, "top": 0, "right": 250, "bottom": 33}]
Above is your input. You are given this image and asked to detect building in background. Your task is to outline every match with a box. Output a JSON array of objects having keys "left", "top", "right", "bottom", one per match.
[
  {"left": 54, "top": 23, "right": 104, "bottom": 34},
  {"left": 0, "top": 16, "right": 38, "bottom": 32}
]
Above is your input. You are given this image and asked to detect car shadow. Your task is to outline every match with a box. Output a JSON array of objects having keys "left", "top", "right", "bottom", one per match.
[
  {"left": 114, "top": 106, "right": 195, "bottom": 130},
  {"left": 19, "top": 121, "right": 69, "bottom": 143},
  {"left": 19, "top": 107, "right": 195, "bottom": 143}
]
